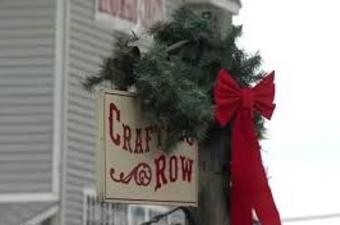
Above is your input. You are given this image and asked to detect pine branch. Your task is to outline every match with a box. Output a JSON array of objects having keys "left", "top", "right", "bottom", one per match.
[
  {"left": 83, "top": 7, "right": 268, "bottom": 150},
  {"left": 167, "top": 40, "right": 189, "bottom": 52}
]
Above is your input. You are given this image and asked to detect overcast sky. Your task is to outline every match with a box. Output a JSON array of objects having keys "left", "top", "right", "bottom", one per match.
[{"left": 234, "top": 0, "right": 340, "bottom": 224}]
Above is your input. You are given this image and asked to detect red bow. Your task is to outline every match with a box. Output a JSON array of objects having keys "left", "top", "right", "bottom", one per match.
[{"left": 214, "top": 69, "right": 281, "bottom": 225}]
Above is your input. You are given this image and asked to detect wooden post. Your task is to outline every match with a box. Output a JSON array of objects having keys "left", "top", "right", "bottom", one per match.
[
  {"left": 190, "top": 126, "right": 232, "bottom": 225},
  {"left": 182, "top": 5, "right": 233, "bottom": 225}
]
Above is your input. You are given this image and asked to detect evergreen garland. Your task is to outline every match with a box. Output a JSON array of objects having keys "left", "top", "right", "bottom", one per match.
[{"left": 84, "top": 7, "right": 267, "bottom": 151}]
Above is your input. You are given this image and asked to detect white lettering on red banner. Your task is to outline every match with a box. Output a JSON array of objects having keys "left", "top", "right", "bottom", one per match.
[{"left": 96, "top": 0, "right": 164, "bottom": 31}]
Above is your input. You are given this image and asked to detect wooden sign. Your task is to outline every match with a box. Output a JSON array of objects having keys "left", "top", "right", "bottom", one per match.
[
  {"left": 95, "top": 0, "right": 165, "bottom": 31},
  {"left": 96, "top": 90, "right": 198, "bottom": 206}
]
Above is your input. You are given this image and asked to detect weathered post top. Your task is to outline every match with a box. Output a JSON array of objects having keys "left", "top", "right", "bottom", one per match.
[{"left": 183, "top": 0, "right": 241, "bottom": 37}]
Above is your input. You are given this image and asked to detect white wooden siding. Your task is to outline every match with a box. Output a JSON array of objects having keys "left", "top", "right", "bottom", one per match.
[
  {"left": 63, "top": 0, "right": 113, "bottom": 224},
  {"left": 63, "top": 0, "right": 184, "bottom": 224},
  {"left": 0, "top": 0, "right": 55, "bottom": 194}
]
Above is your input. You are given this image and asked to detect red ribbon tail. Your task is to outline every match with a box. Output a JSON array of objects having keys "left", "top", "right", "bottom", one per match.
[
  {"left": 231, "top": 111, "right": 281, "bottom": 225},
  {"left": 252, "top": 149, "right": 281, "bottom": 225},
  {"left": 231, "top": 186, "right": 253, "bottom": 225}
]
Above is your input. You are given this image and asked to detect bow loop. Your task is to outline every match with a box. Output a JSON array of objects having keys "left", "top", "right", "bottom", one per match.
[
  {"left": 214, "top": 69, "right": 242, "bottom": 126},
  {"left": 253, "top": 71, "right": 276, "bottom": 119},
  {"left": 214, "top": 69, "right": 276, "bottom": 125}
]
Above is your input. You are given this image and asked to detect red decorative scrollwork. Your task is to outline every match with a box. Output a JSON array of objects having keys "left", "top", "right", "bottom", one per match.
[{"left": 110, "top": 163, "right": 152, "bottom": 186}]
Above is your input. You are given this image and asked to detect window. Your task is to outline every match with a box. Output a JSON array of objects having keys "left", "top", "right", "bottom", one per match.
[
  {"left": 83, "top": 189, "right": 185, "bottom": 225},
  {"left": 168, "top": 210, "right": 185, "bottom": 225},
  {"left": 128, "top": 205, "right": 185, "bottom": 225},
  {"left": 83, "top": 189, "right": 127, "bottom": 225}
]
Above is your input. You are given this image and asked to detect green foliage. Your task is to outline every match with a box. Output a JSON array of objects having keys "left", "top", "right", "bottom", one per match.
[
  {"left": 83, "top": 7, "right": 267, "bottom": 151},
  {"left": 83, "top": 36, "right": 141, "bottom": 91}
]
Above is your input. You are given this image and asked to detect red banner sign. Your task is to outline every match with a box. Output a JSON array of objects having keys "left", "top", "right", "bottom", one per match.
[{"left": 96, "top": 0, "right": 165, "bottom": 31}]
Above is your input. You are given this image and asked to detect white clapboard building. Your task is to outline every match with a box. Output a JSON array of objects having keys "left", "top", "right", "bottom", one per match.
[{"left": 0, "top": 0, "right": 240, "bottom": 224}]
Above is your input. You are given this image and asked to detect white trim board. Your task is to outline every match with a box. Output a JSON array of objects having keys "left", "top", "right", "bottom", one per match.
[
  {"left": 58, "top": 0, "right": 71, "bottom": 224},
  {"left": 52, "top": 0, "right": 66, "bottom": 196},
  {"left": 0, "top": 193, "right": 58, "bottom": 203}
]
